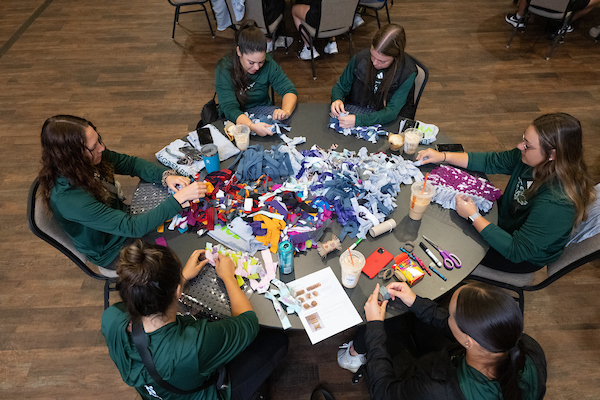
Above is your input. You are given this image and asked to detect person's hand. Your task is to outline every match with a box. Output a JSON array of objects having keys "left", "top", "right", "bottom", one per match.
[
  {"left": 165, "top": 175, "right": 190, "bottom": 192},
  {"left": 455, "top": 194, "right": 478, "bottom": 219},
  {"left": 416, "top": 148, "right": 444, "bottom": 165},
  {"left": 215, "top": 254, "right": 236, "bottom": 283},
  {"left": 364, "top": 284, "right": 388, "bottom": 322},
  {"left": 386, "top": 282, "right": 416, "bottom": 307},
  {"left": 338, "top": 114, "right": 356, "bottom": 129},
  {"left": 272, "top": 108, "right": 290, "bottom": 121},
  {"left": 182, "top": 249, "right": 209, "bottom": 282},
  {"left": 330, "top": 100, "right": 346, "bottom": 118},
  {"left": 172, "top": 181, "right": 207, "bottom": 206},
  {"left": 250, "top": 122, "right": 274, "bottom": 137}
]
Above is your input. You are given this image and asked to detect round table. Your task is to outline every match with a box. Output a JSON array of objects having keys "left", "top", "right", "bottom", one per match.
[{"left": 136, "top": 103, "right": 497, "bottom": 329}]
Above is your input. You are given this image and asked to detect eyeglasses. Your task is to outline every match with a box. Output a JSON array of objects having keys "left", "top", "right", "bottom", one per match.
[
  {"left": 521, "top": 135, "right": 535, "bottom": 151},
  {"left": 86, "top": 133, "right": 104, "bottom": 156}
]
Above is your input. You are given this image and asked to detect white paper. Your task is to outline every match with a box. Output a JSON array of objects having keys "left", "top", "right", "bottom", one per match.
[{"left": 286, "top": 267, "right": 363, "bottom": 344}]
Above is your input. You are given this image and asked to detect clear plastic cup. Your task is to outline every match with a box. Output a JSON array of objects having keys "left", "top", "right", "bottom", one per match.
[
  {"left": 403, "top": 128, "right": 423, "bottom": 155},
  {"left": 339, "top": 250, "right": 365, "bottom": 288},
  {"left": 233, "top": 125, "right": 250, "bottom": 151},
  {"left": 409, "top": 181, "right": 436, "bottom": 220}
]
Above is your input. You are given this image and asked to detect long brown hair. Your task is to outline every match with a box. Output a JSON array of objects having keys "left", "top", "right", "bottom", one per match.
[
  {"left": 361, "top": 24, "right": 406, "bottom": 108},
  {"left": 526, "top": 113, "right": 595, "bottom": 226},
  {"left": 230, "top": 20, "right": 267, "bottom": 105},
  {"left": 116, "top": 240, "right": 182, "bottom": 321},
  {"left": 38, "top": 115, "right": 114, "bottom": 211},
  {"left": 455, "top": 283, "right": 528, "bottom": 400}
]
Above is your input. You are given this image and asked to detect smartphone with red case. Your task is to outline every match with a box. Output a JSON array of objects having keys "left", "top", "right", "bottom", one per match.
[{"left": 363, "top": 247, "right": 394, "bottom": 279}]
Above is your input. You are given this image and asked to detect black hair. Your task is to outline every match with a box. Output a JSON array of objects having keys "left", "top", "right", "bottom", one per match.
[
  {"left": 230, "top": 20, "right": 267, "bottom": 105},
  {"left": 455, "top": 283, "right": 526, "bottom": 400}
]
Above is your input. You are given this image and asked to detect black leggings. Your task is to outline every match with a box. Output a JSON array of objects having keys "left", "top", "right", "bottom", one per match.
[
  {"left": 479, "top": 248, "right": 544, "bottom": 273},
  {"left": 229, "top": 328, "right": 289, "bottom": 400},
  {"left": 353, "top": 313, "right": 455, "bottom": 377}
]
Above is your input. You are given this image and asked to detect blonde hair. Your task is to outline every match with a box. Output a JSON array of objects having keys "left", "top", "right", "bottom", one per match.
[{"left": 527, "top": 113, "right": 596, "bottom": 226}]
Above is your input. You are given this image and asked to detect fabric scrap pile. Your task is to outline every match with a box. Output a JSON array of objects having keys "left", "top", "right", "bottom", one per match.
[
  {"left": 427, "top": 165, "right": 502, "bottom": 213},
  {"left": 163, "top": 144, "right": 424, "bottom": 260},
  {"left": 201, "top": 243, "right": 303, "bottom": 330}
]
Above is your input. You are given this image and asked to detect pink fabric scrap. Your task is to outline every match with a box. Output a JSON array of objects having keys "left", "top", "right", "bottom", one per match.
[{"left": 428, "top": 165, "right": 502, "bottom": 202}]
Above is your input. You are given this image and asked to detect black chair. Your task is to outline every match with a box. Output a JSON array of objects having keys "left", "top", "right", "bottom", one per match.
[
  {"left": 299, "top": 0, "right": 360, "bottom": 80},
  {"left": 469, "top": 232, "right": 600, "bottom": 313},
  {"left": 224, "top": 0, "right": 289, "bottom": 54},
  {"left": 410, "top": 54, "right": 428, "bottom": 118},
  {"left": 507, "top": 0, "right": 573, "bottom": 59},
  {"left": 168, "top": 0, "right": 215, "bottom": 39},
  {"left": 358, "top": 0, "right": 391, "bottom": 29},
  {"left": 27, "top": 178, "right": 117, "bottom": 310}
]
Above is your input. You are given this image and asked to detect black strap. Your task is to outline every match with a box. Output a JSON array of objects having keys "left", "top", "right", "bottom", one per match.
[{"left": 131, "top": 320, "right": 226, "bottom": 395}]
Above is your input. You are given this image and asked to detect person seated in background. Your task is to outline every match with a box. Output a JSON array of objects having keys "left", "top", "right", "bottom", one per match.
[
  {"left": 102, "top": 241, "right": 288, "bottom": 400},
  {"left": 506, "top": 0, "right": 600, "bottom": 33},
  {"left": 291, "top": 0, "right": 339, "bottom": 60},
  {"left": 417, "top": 113, "right": 596, "bottom": 273},
  {"left": 330, "top": 24, "right": 418, "bottom": 129},
  {"left": 215, "top": 20, "right": 298, "bottom": 136},
  {"left": 37, "top": 115, "right": 207, "bottom": 270},
  {"left": 211, "top": 0, "right": 286, "bottom": 50},
  {"left": 338, "top": 282, "right": 547, "bottom": 400}
]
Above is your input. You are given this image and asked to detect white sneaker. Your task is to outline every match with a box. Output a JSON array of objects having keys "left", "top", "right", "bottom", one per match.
[
  {"left": 274, "top": 36, "right": 293, "bottom": 49},
  {"left": 352, "top": 14, "right": 365, "bottom": 30},
  {"left": 590, "top": 25, "right": 600, "bottom": 38},
  {"left": 324, "top": 41, "right": 338, "bottom": 54},
  {"left": 299, "top": 45, "right": 320, "bottom": 60},
  {"left": 266, "top": 40, "right": 274, "bottom": 53},
  {"left": 337, "top": 341, "right": 366, "bottom": 373}
]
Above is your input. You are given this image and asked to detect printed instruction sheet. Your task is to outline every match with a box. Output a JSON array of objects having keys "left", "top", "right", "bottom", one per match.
[{"left": 287, "top": 267, "right": 363, "bottom": 344}]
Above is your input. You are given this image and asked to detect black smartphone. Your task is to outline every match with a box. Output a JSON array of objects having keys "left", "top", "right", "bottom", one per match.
[
  {"left": 401, "top": 119, "right": 418, "bottom": 132},
  {"left": 436, "top": 143, "right": 465, "bottom": 152},
  {"left": 197, "top": 127, "right": 214, "bottom": 145}
]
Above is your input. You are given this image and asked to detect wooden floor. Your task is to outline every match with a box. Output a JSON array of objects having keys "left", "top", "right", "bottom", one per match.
[{"left": 1, "top": 0, "right": 599, "bottom": 398}]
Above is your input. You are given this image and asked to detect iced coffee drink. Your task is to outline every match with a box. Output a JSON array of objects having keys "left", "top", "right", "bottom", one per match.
[
  {"left": 403, "top": 128, "right": 423, "bottom": 155},
  {"left": 409, "top": 181, "right": 436, "bottom": 220}
]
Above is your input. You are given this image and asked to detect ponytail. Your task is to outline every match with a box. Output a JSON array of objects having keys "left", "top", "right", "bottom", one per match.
[
  {"left": 496, "top": 339, "right": 527, "bottom": 400},
  {"left": 230, "top": 20, "right": 267, "bottom": 105},
  {"left": 116, "top": 240, "right": 182, "bottom": 321},
  {"left": 455, "top": 283, "right": 529, "bottom": 400}
]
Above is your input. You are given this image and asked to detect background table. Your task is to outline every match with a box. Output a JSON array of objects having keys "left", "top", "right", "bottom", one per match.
[{"left": 138, "top": 103, "right": 497, "bottom": 329}]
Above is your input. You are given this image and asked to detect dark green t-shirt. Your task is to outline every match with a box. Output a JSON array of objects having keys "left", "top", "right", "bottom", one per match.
[
  {"left": 215, "top": 53, "right": 297, "bottom": 122},
  {"left": 50, "top": 150, "right": 181, "bottom": 266},
  {"left": 456, "top": 353, "right": 538, "bottom": 400},
  {"left": 102, "top": 303, "right": 259, "bottom": 400}
]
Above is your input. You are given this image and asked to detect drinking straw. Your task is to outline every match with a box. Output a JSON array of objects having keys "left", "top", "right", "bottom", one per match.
[
  {"left": 421, "top": 172, "right": 430, "bottom": 195},
  {"left": 348, "top": 247, "right": 354, "bottom": 266}
]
